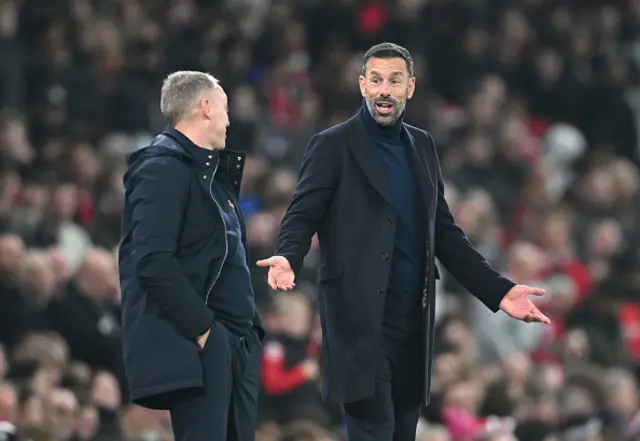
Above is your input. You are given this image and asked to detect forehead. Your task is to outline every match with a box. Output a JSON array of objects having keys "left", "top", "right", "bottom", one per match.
[
  {"left": 365, "top": 57, "right": 408, "bottom": 76},
  {"left": 50, "top": 391, "right": 76, "bottom": 407}
]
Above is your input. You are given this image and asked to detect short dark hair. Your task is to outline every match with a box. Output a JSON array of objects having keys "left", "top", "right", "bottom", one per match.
[{"left": 362, "top": 42, "right": 414, "bottom": 77}]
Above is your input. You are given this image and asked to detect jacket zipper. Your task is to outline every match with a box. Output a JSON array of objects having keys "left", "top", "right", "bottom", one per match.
[{"left": 204, "top": 161, "right": 228, "bottom": 305}]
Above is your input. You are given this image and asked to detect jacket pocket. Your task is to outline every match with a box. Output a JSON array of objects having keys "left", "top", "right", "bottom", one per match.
[
  {"left": 198, "top": 320, "right": 220, "bottom": 352},
  {"left": 124, "top": 311, "right": 204, "bottom": 406}
]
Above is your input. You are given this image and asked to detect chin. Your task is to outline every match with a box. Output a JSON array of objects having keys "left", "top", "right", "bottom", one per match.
[{"left": 374, "top": 114, "right": 397, "bottom": 126}]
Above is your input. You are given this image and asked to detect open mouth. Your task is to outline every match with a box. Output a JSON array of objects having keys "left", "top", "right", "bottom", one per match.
[{"left": 375, "top": 101, "right": 394, "bottom": 115}]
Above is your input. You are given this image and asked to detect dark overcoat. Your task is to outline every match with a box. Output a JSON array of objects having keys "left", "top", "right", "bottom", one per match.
[{"left": 275, "top": 111, "right": 514, "bottom": 405}]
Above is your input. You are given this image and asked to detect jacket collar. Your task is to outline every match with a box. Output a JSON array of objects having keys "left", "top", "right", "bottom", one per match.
[
  {"left": 159, "top": 126, "right": 246, "bottom": 197},
  {"left": 346, "top": 109, "right": 435, "bottom": 215}
]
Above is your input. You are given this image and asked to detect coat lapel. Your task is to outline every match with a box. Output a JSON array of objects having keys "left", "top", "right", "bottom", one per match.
[
  {"left": 403, "top": 128, "right": 435, "bottom": 218},
  {"left": 347, "top": 112, "right": 393, "bottom": 207}
]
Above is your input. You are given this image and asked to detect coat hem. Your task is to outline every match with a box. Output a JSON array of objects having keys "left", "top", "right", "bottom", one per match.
[{"left": 130, "top": 377, "right": 203, "bottom": 407}]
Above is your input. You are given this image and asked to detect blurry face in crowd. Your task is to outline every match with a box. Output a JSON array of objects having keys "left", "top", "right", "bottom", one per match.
[
  {"left": 20, "top": 394, "right": 44, "bottom": 424},
  {"left": 0, "top": 233, "right": 25, "bottom": 273},
  {"left": 44, "top": 388, "right": 78, "bottom": 441},
  {"left": 75, "top": 406, "right": 99, "bottom": 440},
  {"left": 201, "top": 86, "right": 229, "bottom": 150},
  {"left": 20, "top": 182, "right": 49, "bottom": 210},
  {"left": 51, "top": 184, "right": 79, "bottom": 219},
  {"left": 277, "top": 294, "right": 312, "bottom": 339},
  {"left": 359, "top": 56, "right": 415, "bottom": 126},
  {"left": 90, "top": 371, "right": 121, "bottom": 409},
  {"left": 0, "top": 383, "right": 17, "bottom": 422}
]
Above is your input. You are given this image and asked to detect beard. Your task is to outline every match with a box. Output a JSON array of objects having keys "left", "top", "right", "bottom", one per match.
[{"left": 365, "top": 94, "right": 407, "bottom": 126}]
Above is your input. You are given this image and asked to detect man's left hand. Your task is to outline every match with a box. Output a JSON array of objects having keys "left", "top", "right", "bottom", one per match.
[{"left": 499, "top": 285, "right": 551, "bottom": 324}]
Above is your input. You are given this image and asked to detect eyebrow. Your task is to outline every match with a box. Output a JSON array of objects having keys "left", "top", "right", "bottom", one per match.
[{"left": 370, "top": 70, "right": 405, "bottom": 77}]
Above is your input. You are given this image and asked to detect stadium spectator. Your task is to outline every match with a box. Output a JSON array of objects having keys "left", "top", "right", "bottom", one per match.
[{"left": 0, "top": 0, "right": 639, "bottom": 440}]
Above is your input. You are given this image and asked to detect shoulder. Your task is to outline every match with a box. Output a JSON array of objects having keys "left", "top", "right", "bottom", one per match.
[
  {"left": 311, "top": 119, "right": 350, "bottom": 145},
  {"left": 303, "top": 121, "right": 350, "bottom": 161},
  {"left": 132, "top": 149, "right": 190, "bottom": 177},
  {"left": 404, "top": 123, "right": 436, "bottom": 148},
  {"left": 124, "top": 149, "right": 191, "bottom": 193}
]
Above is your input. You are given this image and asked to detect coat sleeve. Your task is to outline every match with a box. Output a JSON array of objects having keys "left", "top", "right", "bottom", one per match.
[
  {"left": 128, "top": 156, "right": 213, "bottom": 339},
  {"left": 275, "top": 133, "right": 340, "bottom": 275},
  {"left": 430, "top": 134, "right": 515, "bottom": 312}
]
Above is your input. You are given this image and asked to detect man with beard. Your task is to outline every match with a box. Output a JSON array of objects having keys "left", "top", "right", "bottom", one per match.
[{"left": 257, "top": 43, "right": 550, "bottom": 441}]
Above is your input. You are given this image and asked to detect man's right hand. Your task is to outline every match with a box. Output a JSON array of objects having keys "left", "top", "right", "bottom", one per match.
[
  {"left": 197, "top": 328, "right": 211, "bottom": 349},
  {"left": 256, "top": 256, "right": 295, "bottom": 291}
]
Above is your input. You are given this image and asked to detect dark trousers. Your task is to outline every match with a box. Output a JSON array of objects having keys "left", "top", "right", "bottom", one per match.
[
  {"left": 170, "top": 320, "right": 261, "bottom": 441},
  {"left": 343, "top": 312, "right": 423, "bottom": 441}
]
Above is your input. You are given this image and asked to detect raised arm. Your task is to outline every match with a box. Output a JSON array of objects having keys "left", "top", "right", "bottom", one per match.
[
  {"left": 431, "top": 140, "right": 515, "bottom": 312},
  {"left": 274, "top": 133, "right": 340, "bottom": 274},
  {"left": 258, "top": 133, "right": 340, "bottom": 289}
]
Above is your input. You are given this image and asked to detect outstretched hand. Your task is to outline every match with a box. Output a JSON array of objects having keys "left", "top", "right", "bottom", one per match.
[
  {"left": 499, "top": 285, "right": 551, "bottom": 324},
  {"left": 256, "top": 256, "right": 296, "bottom": 291}
]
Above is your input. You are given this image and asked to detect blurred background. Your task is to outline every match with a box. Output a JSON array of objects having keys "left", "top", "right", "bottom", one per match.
[{"left": 0, "top": 0, "right": 639, "bottom": 440}]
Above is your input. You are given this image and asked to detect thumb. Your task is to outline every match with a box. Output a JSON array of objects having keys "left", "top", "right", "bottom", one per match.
[
  {"left": 526, "top": 286, "right": 546, "bottom": 296},
  {"left": 256, "top": 257, "right": 276, "bottom": 267}
]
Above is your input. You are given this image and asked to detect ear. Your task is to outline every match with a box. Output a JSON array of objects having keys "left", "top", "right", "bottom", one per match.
[
  {"left": 359, "top": 75, "right": 366, "bottom": 97},
  {"left": 199, "top": 97, "right": 211, "bottom": 119},
  {"left": 407, "top": 77, "right": 416, "bottom": 100}
]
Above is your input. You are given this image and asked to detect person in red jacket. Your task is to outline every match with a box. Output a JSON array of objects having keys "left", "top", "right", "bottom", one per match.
[{"left": 259, "top": 292, "right": 328, "bottom": 425}]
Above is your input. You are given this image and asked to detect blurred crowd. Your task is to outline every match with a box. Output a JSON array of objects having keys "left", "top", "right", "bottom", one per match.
[{"left": 0, "top": 0, "right": 640, "bottom": 441}]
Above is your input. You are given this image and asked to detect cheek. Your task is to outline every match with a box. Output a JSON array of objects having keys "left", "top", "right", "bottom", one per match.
[
  {"left": 394, "top": 87, "right": 409, "bottom": 100},
  {"left": 364, "top": 85, "right": 378, "bottom": 97}
]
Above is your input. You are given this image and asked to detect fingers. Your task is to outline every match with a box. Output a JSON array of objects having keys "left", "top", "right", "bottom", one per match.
[
  {"left": 256, "top": 257, "right": 274, "bottom": 267},
  {"left": 524, "top": 308, "right": 551, "bottom": 324},
  {"left": 276, "top": 281, "right": 296, "bottom": 291},
  {"left": 525, "top": 286, "right": 546, "bottom": 296}
]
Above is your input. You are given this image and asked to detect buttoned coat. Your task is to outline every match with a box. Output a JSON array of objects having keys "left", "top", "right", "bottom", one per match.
[{"left": 275, "top": 111, "right": 514, "bottom": 405}]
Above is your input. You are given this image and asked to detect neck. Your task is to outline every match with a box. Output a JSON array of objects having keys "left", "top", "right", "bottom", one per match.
[
  {"left": 174, "top": 122, "right": 216, "bottom": 151},
  {"left": 361, "top": 99, "right": 404, "bottom": 140}
]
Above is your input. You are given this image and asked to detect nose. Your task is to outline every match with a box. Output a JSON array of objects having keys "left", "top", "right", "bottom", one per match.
[{"left": 379, "top": 80, "right": 391, "bottom": 96}]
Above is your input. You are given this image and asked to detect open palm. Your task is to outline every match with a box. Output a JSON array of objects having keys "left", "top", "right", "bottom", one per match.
[
  {"left": 256, "top": 256, "right": 296, "bottom": 291},
  {"left": 499, "top": 285, "right": 551, "bottom": 324}
]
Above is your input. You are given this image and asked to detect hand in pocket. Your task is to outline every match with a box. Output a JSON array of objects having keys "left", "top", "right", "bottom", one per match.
[{"left": 197, "top": 328, "right": 211, "bottom": 349}]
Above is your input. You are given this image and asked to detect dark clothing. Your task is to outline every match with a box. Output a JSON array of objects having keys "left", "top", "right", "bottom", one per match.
[
  {"left": 47, "top": 284, "right": 121, "bottom": 371},
  {"left": 170, "top": 321, "right": 261, "bottom": 441},
  {"left": 0, "top": 272, "right": 47, "bottom": 350},
  {"left": 361, "top": 101, "right": 428, "bottom": 316},
  {"left": 118, "top": 127, "right": 264, "bottom": 410},
  {"left": 275, "top": 108, "right": 514, "bottom": 405},
  {"left": 46, "top": 284, "right": 125, "bottom": 396},
  {"left": 343, "top": 317, "right": 423, "bottom": 441},
  {"left": 210, "top": 180, "right": 255, "bottom": 338}
]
